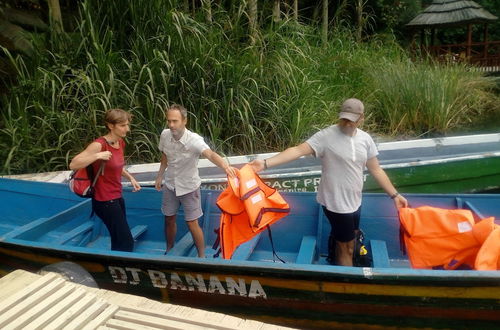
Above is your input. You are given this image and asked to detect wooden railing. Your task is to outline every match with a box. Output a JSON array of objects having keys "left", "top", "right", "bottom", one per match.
[{"left": 421, "top": 41, "right": 500, "bottom": 71}]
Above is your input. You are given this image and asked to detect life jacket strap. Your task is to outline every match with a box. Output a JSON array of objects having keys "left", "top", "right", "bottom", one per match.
[{"left": 267, "top": 226, "right": 285, "bottom": 263}]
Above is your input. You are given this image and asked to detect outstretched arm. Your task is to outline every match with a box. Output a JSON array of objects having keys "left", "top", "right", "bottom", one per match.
[
  {"left": 202, "top": 149, "right": 237, "bottom": 178},
  {"left": 249, "top": 142, "right": 314, "bottom": 173},
  {"left": 366, "top": 156, "right": 408, "bottom": 209}
]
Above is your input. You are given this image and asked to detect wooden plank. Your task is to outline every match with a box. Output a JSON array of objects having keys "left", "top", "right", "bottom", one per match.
[
  {"left": 0, "top": 217, "right": 49, "bottom": 239},
  {"left": 77, "top": 231, "right": 92, "bottom": 247},
  {"left": 370, "top": 240, "right": 391, "bottom": 268},
  {"left": 106, "top": 317, "right": 167, "bottom": 329},
  {"left": 46, "top": 293, "right": 97, "bottom": 329},
  {"left": 0, "top": 272, "right": 60, "bottom": 313},
  {"left": 4, "top": 283, "right": 76, "bottom": 329},
  {"left": 201, "top": 192, "right": 213, "bottom": 239},
  {"left": 119, "top": 306, "right": 236, "bottom": 330},
  {"left": 131, "top": 225, "right": 148, "bottom": 240},
  {"left": 0, "top": 276, "right": 66, "bottom": 327},
  {"left": 81, "top": 305, "right": 119, "bottom": 330},
  {"left": 316, "top": 203, "right": 325, "bottom": 255},
  {"left": 295, "top": 236, "right": 316, "bottom": 264},
  {"left": 114, "top": 310, "right": 208, "bottom": 329},
  {"left": 231, "top": 233, "right": 262, "bottom": 260},
  {"left": 166, "top": 231, "right": 193, "bottom": 256},
  {"left": 464, "top": 201, "right": 486, "bottom": 219},
  {"left": 57, "top": 221, "right": 93, "bottom": 245},
  {"left": 62, "top": 298, "right": 109, "bottom": 330},
  {"left": 31, "top": 287, "right": 87, "bottom": 328}
]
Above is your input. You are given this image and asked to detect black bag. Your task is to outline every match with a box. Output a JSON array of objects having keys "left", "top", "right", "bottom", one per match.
[{"left": 353, "top": 230, "right": 372, "bottom": 267}]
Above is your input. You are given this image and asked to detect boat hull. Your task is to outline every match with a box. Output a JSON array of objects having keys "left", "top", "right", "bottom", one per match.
[
  {"left": 0, "top": 241, "right": 498, "bottom": 329},
  {"left": 0, "top": 178, "right": 499, "bottom": 329}
]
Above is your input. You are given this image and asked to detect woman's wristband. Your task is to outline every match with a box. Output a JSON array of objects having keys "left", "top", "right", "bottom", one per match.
[{"left": 390, "top": 192, "right": 400, "bottom": 199}]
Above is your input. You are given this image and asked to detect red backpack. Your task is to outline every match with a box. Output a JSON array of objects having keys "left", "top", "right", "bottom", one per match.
[
  {"left": 69, "top": 140, "right": 107, "bottom": 198},
  {"left": 68, "top": 162, "right": 105, "bottom": 198}
]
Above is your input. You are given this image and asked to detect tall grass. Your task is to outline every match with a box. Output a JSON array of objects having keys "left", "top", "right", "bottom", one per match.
[{"left": 1, "top": 0, "right": 498, "bottom": 174}]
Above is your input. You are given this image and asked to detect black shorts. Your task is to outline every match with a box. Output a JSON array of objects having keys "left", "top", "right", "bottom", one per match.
[{"left": 322, "top": 206, "right": 361, "bottom": 242}]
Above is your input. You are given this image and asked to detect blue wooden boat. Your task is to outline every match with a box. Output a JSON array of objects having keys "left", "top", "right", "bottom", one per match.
[{"left": 0, "top": 178, "right": 499, "bottom": 329}]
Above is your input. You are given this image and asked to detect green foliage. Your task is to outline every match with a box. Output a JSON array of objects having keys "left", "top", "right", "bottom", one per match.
[
  {"left": 371, "top": 0, "right": 422, "bottom": 32},
  {"left": 0, "top": 0, "right": 498, "bottom": 174}
]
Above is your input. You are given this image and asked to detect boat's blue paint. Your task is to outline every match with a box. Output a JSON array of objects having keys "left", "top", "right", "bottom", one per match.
[
  {"left": 1, "top": 177, "right": 499, "bottom": 279},
  {"left": 1, "top": 177, "right": 499, "bottom": 329}
]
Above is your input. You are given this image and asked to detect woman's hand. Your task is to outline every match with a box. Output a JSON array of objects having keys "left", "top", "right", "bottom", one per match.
[
  {"left": 130, "top": 177, "right": 141, "bottom": 192},
  {"left": 97, "top": 151, "right": 112, "bottom": 161}
]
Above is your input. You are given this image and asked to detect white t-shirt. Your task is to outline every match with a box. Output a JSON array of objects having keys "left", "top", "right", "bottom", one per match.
[
  {"left": 159, "top": 128, "right": 210, "bottom": 196},
  {"left": 306, "top": 124, "right": 378, "bottom": 213}
]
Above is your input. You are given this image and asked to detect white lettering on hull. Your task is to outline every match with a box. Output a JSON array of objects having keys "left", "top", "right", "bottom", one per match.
[
  {"left": 201, "top": 177, "right": 322, "bottom": 193},
  {"left": 109, "top": 267, "right": 267, "bottom": 299},
  {"left": 201, "top": 174, "right": 372, "bottom": 192}
]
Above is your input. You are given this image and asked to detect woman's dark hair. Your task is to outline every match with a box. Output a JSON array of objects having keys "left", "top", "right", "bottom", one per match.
[{"left": 104, "top": 109, "right": 132, "bottom": 131}]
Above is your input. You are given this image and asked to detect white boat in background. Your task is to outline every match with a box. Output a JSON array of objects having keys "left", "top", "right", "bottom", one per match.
[{"left": 4, "top": 132, "right": 500, "bottom": 193}]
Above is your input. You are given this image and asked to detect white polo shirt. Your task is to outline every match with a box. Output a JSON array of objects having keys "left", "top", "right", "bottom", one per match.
[
  {"left": 306, "top": 124, "right": 378, "bottom": 213},
  {"left": 159, "top": 128, "right": 210, "bottom": 196}
]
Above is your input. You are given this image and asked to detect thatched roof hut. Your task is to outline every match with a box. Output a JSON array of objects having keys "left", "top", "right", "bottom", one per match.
[
  {"left": 406, "top": 0, "right": 499, "bottom": 67},
  {"left": 406, "top": 0, "right": 497, "bottom": 29}
]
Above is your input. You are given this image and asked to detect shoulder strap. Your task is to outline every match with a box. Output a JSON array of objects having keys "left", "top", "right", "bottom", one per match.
[{"left": 91, "top": 138, "right": 108, "bottom": 187}]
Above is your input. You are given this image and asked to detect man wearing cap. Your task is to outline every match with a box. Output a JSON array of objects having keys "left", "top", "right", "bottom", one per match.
[{"left": 249, "top": 98, "right": 408, "bottom": 266}]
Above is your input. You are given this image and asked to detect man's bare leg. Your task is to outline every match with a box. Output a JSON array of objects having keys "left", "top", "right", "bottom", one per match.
[
  {"left": 165, "top": 215, "right": 177, "bottom": 252},
  {"left": 336, "top": 240, "right": 354, "bottom": 266},
  {"left": 186, "top": 219, "right": 205, "bottom": 258}
]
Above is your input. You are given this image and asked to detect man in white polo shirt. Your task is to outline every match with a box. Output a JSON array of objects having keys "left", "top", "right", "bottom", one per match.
[
  {"left": 155, "top": 104, "right": 236, "bottom": 258},
  {"left": 250, "top": 98, "right": 408, "bottom": 266}
]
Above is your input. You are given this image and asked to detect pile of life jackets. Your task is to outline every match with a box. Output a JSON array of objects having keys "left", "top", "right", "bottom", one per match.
[
  {"left": 399, "top": 206, "right": 499, "bottom": 270},
  {"left": 215, "top": 164, "right": 290, "bottom": 259}
]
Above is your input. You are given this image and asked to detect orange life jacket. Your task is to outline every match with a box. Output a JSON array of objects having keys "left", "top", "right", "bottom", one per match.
[
  {"left": 399, "top": 206, "right": 496, "bottom": 270},
  {"left": 475, "top": 226, "right": 500, "bottom": 271},
  {"left": 216, "top": 164, "right": 290, "bottom": 259}
]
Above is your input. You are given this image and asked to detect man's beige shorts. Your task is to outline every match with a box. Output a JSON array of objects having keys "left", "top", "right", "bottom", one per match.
[{"left": 161, "top": 187, "right": 203, "bottom": 221}]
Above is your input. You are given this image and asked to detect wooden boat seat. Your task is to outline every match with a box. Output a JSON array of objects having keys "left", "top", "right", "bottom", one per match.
[
  {"left": 131, "top": 225, "right": 148, "bottom": 240},
  {"left": 370, "top": 240, "right": 391, "bottom": 268},
  {"left": 296, "top": 236, "right": 316, "bottom": 264},
  {"left": 0, "top": 217, "right": 50, "bottom": 240},
  {"left": 56, "top": 221, "right": 94, "bottom": 245},
  {"left": 231, "top": 233, "right": 262, "bottom": 260},
  {"left": 166, "top": 232, "right": 193, "bottom": 256}
]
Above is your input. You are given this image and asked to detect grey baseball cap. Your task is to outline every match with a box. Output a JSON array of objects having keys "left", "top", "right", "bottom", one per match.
[{"left": 339, "top": 98, "right": 364, "bottom": 122}]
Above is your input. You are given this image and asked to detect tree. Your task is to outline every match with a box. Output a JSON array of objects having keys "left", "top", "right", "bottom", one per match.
[
  {"left": 47, "top": 0, "right": 63, "bottom": 32},
  {"left": 201, "top": 0, "right": 212, "bottom": 23},
  {"left": 293, "top": 0, "right": 298, "bottom": 22},
  {"left": 248, "top": 0, "right": 258, "bottom": 45},
  {"left": 273, "top": 0, "right": 281, "bottom": 23},
  {"left": 322, "top": 0, "right": 328, "bottom": 44}
]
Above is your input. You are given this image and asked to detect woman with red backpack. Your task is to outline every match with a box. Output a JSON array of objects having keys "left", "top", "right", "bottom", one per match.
[{"left": 69, "top": 108, "right": 141, "bottom": 252}]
